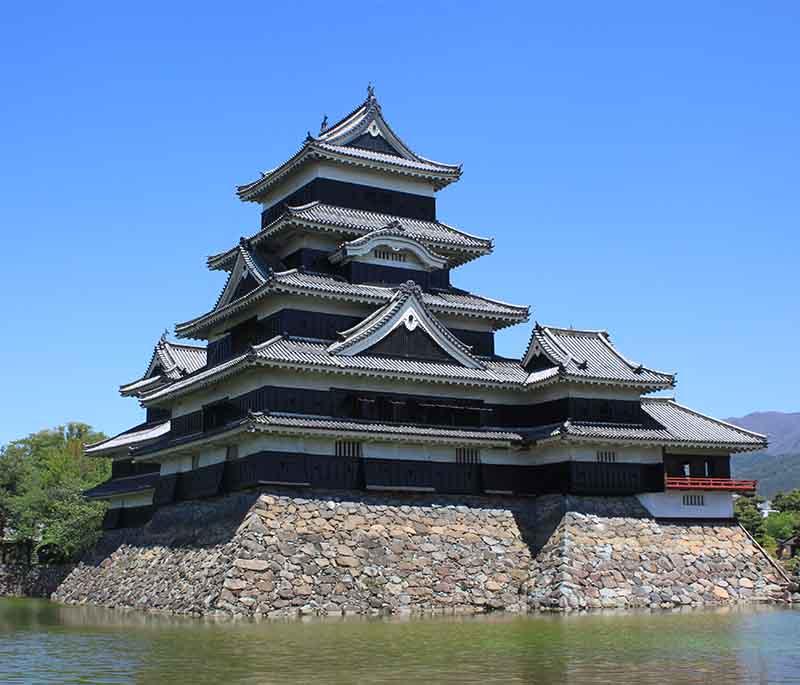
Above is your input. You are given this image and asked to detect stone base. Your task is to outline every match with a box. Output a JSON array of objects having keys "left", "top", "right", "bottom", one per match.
[
  {"left": 529, "top": 510, "right": 789, "bottom": 611},
  {"left": 51, "top": 489, "right": 790, "bottom": 617},
  {"left": 1, "top": 564, "right": 74, "bottom": 598}
]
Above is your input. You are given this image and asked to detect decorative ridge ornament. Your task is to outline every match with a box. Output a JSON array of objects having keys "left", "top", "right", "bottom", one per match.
[{"left": 367, "top": 82, "right": 375, "bottom": 99}]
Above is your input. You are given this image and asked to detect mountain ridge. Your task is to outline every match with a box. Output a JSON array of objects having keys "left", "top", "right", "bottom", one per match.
[{"left": 726, "top": 410, "right": 800, "bottom": 498}]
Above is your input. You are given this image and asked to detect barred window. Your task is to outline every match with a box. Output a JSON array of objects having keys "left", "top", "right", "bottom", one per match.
[
  {"left": 596, "top": 450, "right": 616, "bottom": 463},
  {"left": 375, "top": 249, "right": 406, "bottom": 262},
  {"left": 456, "top": 447, "right": 480, "bottom": 464},
  {"left": 335, "top": 441, "right": 362, "bottom": 458},
  {"left": 682, "top": 494, "right": 705, "bottom": 507}
]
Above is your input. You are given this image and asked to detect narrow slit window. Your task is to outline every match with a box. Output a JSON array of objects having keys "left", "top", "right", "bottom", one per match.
[
  {"left": 335, "top": 441, "right": 363, "bottom": 458},
  {"left": 596, "top": 450, "right": 616, "bottom": 463},
  {"left": 682, "top": 494, "right": 705, "bottom": 507},
  {"left": 456, "top": 447, "right": 480, "bottom": 464}
]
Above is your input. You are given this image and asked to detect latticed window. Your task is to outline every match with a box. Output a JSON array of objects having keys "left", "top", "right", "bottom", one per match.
[
  {"left": 682, "top": 494, "right": 705, "bottom": 506},
  {"left": 374, "top": 249, "right": 406, "bottom": 262},
  {"left": 335, "top": 441, "right": 362, "bottom": 458},
  {"left": 456, "top": 447, "right": 480, "bottom": 464},
  {"left": 596, "top": 450, "right": 616, "bottom": 463}
]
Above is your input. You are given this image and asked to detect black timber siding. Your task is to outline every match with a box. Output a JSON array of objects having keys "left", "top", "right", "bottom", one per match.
[
  {"left": 206, "top": 309, "right": 494, "bottom": 365},
  {"left": 222, "top": 452, "right": 362, "bottom": 491},
  {"left": 168, "top": 390, "right": 659, "bottom": 442},
  {"left": 101, "top": 505, "right": 155, "bottom": 530},
  {"left": 345, "top": 262, "right": 450, "bottom": 290},
  {"left": 175, "top": 463, "right": 225, "bottom": 500},
  {"left": 261, "top": 178, "right": 436, "bottom": 225}
]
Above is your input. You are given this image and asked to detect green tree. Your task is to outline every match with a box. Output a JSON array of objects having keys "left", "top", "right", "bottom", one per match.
[
  {"left": 772, "top": 490, "right": 800, "bottom": 514},
  {"left": 734, "top": 495, "right": 766, "bottom": 542},
  {"left": 0, "top": 423, "right": 110, "bottom": 562},
  {"left": 763, "top": 511, "right": 799, "bottom": 542}
]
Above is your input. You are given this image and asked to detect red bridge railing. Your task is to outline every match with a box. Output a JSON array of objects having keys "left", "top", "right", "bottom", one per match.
[{"left": 665, "top": 476, "right": 757, "bottom": 493}]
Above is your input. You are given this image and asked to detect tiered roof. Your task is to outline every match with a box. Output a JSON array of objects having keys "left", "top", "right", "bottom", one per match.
[
  {"left": 208, "top": 204, "right": 493, "bottom": 270},
  {"left": 177, "top": 259, "right": 530, "bottom": 339},
  {"left": 523, "top": 398, "right": 767, "bottom": 452},
  {"left": 236, "top": 90, "right": 462, "bottom": 201},
  {"left": 84, "top": 420, "right": 171, "bottom": 458},
  {"left": 119, "top": 334, "right": 207, "bottom": 397},
  {"left": 522, "top": 324, "right": 675, "bottom": 390}
]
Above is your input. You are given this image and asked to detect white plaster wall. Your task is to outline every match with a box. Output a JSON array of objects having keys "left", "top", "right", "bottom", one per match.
[
  {"left": 637, "top": 491, "right": 734, "bottom": 519},
  {"left": 239, "top": 433, "right": 332, "bottom": 458},
  {"left": 106, "top": 491, "right": 154, "bottom": 510},
  {"left": 158, "top": 445, "right": 227, "bottom": 475}
]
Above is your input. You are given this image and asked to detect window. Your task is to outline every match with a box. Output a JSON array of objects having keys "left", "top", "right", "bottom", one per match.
[
  {"left": 226, "top": 445, "right": 239, "bottom": 461},
  {"left": 191, "top": 455, "right": 200, "bottom": 471},
  {"left": 335, "top": 441, "right": 362, "bottom": 458},
  {"left": 596, "top": 450, "right": 616, "bottom": 463},
  {"left": 374, "top": 249, "right": 407, "bottom": 263},
  {"left": 682, "top": 494, "right": 705, "bottom": 507},
  {"left": 456, "top": 447, "right": 480, "bottom": 464}
]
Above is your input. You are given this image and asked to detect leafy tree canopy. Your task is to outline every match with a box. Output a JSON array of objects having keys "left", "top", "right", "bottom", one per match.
[
  {"left": 734, "top": 494, "right": 766, "bottom": 542},
  {"left": 772, "top": 490, "right": 800, "bottom": 514},
  {"left": 0, "top": 423, "right": 110, "bottom": 562}
]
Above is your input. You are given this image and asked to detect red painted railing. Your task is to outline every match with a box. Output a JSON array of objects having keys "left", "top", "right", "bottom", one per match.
[{"left": 665, "top": 476, "right": 757, "bottom": 492}]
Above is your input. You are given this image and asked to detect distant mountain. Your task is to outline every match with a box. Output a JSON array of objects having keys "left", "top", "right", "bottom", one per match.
[{"left": 727, "top": 411, "right": 800, "bottom": 498}]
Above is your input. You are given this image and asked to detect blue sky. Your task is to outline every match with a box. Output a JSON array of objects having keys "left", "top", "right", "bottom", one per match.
[{"left": 1, "top": 2, "right": 798, "bottom": 445}]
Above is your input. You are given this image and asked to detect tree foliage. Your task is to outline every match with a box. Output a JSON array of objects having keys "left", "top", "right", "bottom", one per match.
[
  {"left": 734, "top": 494, "right": 766, "bottom": 542},
  {"left": 772, "top": 490, "right": 800, "bottom": 514},
  {"left": 0, "top": 423, "right": 110, "bottom": 562}
]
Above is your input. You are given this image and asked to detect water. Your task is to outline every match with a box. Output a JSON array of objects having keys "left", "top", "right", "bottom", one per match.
[{"left": 1, "top": 600, "right": 799, "bottom": 684}]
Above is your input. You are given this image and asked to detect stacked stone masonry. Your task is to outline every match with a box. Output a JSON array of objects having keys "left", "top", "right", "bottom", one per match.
[{"left": 52, "top": 489, "right": 791, "bottom": 617}]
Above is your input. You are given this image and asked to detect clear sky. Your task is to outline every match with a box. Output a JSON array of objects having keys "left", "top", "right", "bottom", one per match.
[{"left": 1, "top": 2, "right": 798, "bottom": 445}]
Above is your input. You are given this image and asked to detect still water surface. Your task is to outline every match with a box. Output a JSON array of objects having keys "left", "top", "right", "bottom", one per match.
[{"left": 1, "top": 599, "right": 799, "bottom": 684}]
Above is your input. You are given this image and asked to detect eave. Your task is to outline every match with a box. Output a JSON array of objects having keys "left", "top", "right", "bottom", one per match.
[
  {"left": 236, "top": 141, "right": 461, "bottom": 203},
  {"left": 174, "top": 272, "right": 529, "bottom": 340},
  {"left": 206, "top": 203, "right": 493, "bottom": 272}
]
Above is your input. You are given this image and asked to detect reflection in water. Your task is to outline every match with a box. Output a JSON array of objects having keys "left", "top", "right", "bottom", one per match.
[{"left": 0, "top": 600, "right": 798, "bottom": 684}]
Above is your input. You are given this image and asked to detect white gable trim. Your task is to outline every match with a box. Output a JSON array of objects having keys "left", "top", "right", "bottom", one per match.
[{"left": 329, "top": 233, "right": 447, "bottom": 271}]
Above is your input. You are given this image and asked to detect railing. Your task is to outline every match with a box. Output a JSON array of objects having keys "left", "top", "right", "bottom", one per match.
[{"left": 665, "top": 476, "right": 757, "bottom": 492}]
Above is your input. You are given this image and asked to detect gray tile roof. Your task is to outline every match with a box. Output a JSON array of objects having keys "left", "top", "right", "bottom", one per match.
[
  {"left": 120, "top": 335, "right": 207, "bottom": 396},
  {"left": 84, "top": 421, "right": 171, "bottom": 457},
  {"left": 207, "top": 202, "right": 493, "bottom": 272},
  {"left": 526, "top": 398, "right": 767, "bottom": 452},
  {"left": 84, "top": 473, "right": 160, "bottom": 499},
  {"left": 641, "top": 398, "right": 767, "bottom": 448},
  {"left": 175, "top": 268, "right": 529, "bottom": 339},
  {"left": 523, "top": 324, "right": 675, "bottom": 389},
  {"left": 142, "top": 335, "right": 529, "bottom": 404},
  {"left": 236, "top": 94, "right": 462, "bottom": 201}
]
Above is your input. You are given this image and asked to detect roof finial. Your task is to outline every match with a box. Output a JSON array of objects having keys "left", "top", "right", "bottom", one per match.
[
  {"left": 319, "top": 114, "right": 328, "bottom": 133},
  {"left": 367, "top": 82, "right": 375, "bottom": 100},
  {"left": 160, "top": 328, "right": 169, "bottom": 343}
]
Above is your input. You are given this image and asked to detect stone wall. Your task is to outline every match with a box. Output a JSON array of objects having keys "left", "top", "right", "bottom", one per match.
[
  {"left": 51, "top": 488, "right": 790, "bottom": 617},
  {"left": 0, "top": 564, "right": 74, "bottom": 598},
  {"left": 529, "top": 511, "right": 789, "bottom": 610}
]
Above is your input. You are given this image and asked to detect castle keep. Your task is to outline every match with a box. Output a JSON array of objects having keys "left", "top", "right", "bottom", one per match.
[{"left": 84, "top": 87, "right": 766, "bottom": 527}]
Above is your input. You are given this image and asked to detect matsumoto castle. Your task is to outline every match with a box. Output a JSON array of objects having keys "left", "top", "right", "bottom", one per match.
[{"left": 86, "top": 87, "right": 766, "bottom": 527}]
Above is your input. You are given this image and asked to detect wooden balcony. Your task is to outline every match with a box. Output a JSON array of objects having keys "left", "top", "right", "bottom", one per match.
[{"left": 665, "top": 476, "right": 757, "bottom": 493}]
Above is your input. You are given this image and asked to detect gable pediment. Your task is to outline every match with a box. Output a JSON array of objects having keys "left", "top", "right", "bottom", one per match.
[{"left": 328, "top": 283, "right": 484, "bottom": 369}]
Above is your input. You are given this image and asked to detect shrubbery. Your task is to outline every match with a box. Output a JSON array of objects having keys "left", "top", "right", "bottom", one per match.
[{"left": 0, "top": 423, "right": 110, "bottom": 563}]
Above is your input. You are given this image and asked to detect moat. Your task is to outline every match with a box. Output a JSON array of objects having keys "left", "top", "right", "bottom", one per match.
[{"left": 1, "top": 600, "right": 799, "bottom": 684}]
